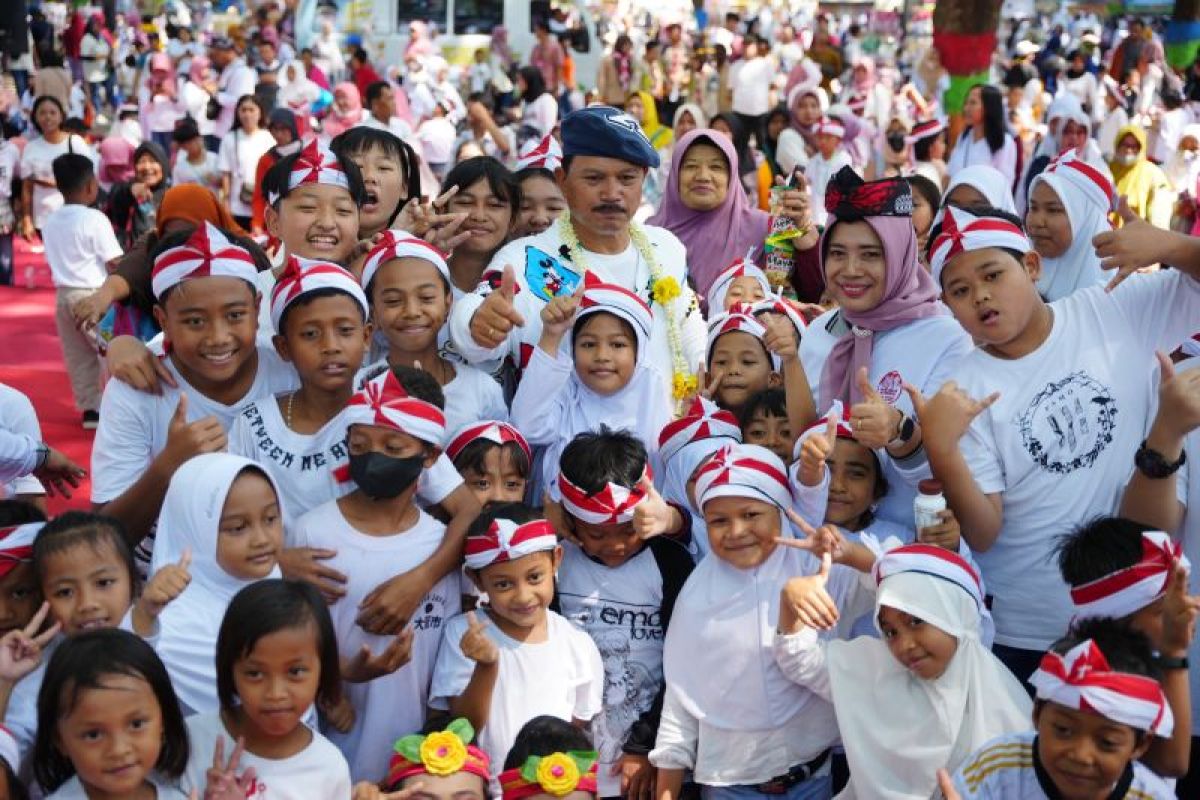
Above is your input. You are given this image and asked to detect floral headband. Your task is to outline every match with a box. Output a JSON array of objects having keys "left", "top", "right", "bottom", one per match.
[
  {"left": 499, "top": 751, "right": 599, "bottom": 800},
  {"left": 388, "top": 718, "right": 491, "bottom": 787}
]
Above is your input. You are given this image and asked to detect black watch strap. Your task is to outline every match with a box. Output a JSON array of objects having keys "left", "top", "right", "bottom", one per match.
[
  {"left": 1135, "top": 440, "right": 1186, "bottom": 479},
  {"left": 1155, "top": 655, "right": 1189, "bottom": 670}
]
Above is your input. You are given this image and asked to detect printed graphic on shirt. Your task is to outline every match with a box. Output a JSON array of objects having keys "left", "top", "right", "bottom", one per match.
[
  {"left": 240, "top": 403, "right": 349, "bottom": 472},
  {"left": 525, "top": 246, "right": 581, "bottom": 301},
  {"left": 412, "top": 589, "right": 450, "bottom": 633},
  {"left": 876, "top": 370, "right": 903, "bottom": 405},
  {"left": 1018, "top": 371, "right": 1117, "bottom": 474}
]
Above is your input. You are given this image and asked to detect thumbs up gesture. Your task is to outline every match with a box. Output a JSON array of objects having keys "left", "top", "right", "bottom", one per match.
[
  {"left": 849, "top": 367, "right": 904, "bottom": 450},
  {"left": 460, "top": 611, "right": 499, "bottom": 666},
  {"left": 903, "top": 380, "right": 999, "bottom": 457},
  {"left": 779, "top": 552, "right": 838, "bottom": 633},
  {"left": 632, "top": 476, "right": 683, "bottom": 539},
  {"left": 470, "top": 264, "right": 527, "bottom": 349},
  {"left": 538, "top": 280, "right": 586, "bottom": 349},
  {"left": 133, "top": 549, "right": 193, "bottom": 636},
  {"left": 1160, "top": 560, "right": 1199, "bottom": 655},
  {"left": 1152, "top": 351, "right": 1200, "bottom": 440},
  {"left": 762, "top": 312, "right": 799, "bottom": 365},
  {"left": 798, "top": 408, "right": 840, "bottom": 487},
  {"left": 1092, "top": 194, "right": 1167, "bottom": 289},
  {"left": 163, "top": 393, "right": 228, "bottom": 470}
]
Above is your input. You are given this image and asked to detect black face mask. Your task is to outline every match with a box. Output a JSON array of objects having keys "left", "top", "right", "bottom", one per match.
[
  {"left": 887, "top": 132, "right": 907, "bottom": 152},
  {"left": 348, "top": 452, "right": 424, "bottom": 499}
]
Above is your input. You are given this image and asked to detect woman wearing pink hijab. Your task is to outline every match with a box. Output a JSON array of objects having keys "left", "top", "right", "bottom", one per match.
[
  {"left": 321, "top": 83, "right": 364, "bottom": 139},
  {"left": 799, "top": 167, "right": 972, "bottom": 527},
  {"left": 97, "top": 136, "right": 136, "bottom": 191},
  {"left": 140, "top": 52, "right": 184, "bottom": 151},
  {"left": 405, "top": 21, "right": 437, "bottom": 61}
]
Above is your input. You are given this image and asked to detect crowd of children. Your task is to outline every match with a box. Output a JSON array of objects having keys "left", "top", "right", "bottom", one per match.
[{"left": 4, "top": 92, "right": 1200, "bottom": 800}]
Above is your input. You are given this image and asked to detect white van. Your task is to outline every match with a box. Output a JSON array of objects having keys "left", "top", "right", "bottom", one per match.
[{"left": 361, "top": 0, "right": 601, "bottom": 91}]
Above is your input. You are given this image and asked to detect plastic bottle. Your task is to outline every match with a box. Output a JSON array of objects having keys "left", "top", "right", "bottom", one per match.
[{"left": 913, "top": 479, "right": 946, "bottom": 533}]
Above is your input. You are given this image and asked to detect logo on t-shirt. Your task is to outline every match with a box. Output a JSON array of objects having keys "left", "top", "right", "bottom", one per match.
[
  {"left": 412, "top": 590, "right": 449, "bottom": 632},
  {"left": 876, "top": 370, "right": 903, "bottom": 405},
  {"left": 1018, "top": 371, "right": 1117, "bottom": 474},
  {"left": 524, "top": 245, "right": 581, "bottom": 302}
]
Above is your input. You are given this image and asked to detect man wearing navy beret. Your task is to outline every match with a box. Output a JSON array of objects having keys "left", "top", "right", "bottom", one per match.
[{"left": 447, "top": 106, "right": 705, "bottom": 391}]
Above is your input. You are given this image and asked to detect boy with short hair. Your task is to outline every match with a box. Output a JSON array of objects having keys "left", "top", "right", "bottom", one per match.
[
  {"left": 807, "top": 118, "right": 852, "bottom": 228},
  {"left": 171, "top": 118, "right": 222, "bottom": 192},
  {"left": 41, "top": 152, "right": 124, "bottom": 429},
  {"left": 950, "top": 619, "right": 1176, "bottom": 799}
]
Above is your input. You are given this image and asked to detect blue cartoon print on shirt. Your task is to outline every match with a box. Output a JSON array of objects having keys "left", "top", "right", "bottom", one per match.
[{"left": 525, "top": 245, "right": 582, "bottom": 302}]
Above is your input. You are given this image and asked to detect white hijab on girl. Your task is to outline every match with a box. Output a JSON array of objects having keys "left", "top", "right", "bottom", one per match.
[{"left": 1030, "top": 152, "right": 1116, "bottom": 301}]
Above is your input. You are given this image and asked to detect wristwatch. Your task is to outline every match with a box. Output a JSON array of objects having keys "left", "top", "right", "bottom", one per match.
[
  {"left": 888, "top": 412, "right": 916, "bottom": 448},
  {"left": 1155, "top": 655, "right": 1189, "bottom": 670},
  {"left": 1134, "top": 440, "right": 1186, "bottom": 479}
]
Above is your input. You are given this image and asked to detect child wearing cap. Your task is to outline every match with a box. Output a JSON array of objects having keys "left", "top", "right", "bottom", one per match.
[
  {"left": 512, "top": 274, "right": 673, "bottom": 495},
  {"left": 706, "top": 304, "right": 809, "bottom": 428},
  {"left": 917, "top": 204, "right": 1200, "bottom": 682},
  {"left": 706, "top": 256, "right": 772, "bottom": 313},
  {"left": 500, "top": 716, "right": 599, "bottom": 800},
  {"left": 552, "top": 429, "right": 693, "bottom": 798},
  {"left": 380, "top": 718, "right": 490, "bottom": 800},
  {"left": 1056, "top": 518, "right": 1198, "bottom": 777},
  {"left": 446, "top": 421, "right": 532, "bottom": 507},
  {"left": 430, "top": 502, "right": 603, "bottom": 790},
  {"left": 807, "top": 117, "right": 852, "bottom": 228},
  {"left": 949, "top": 619, "right": 1176, "bottom": 799},
  {"left": 651, "top": 443, "right": 875, "bottom": 799},
  {"left": 292, "top": 366, "right": 463, "bottom": 782},
  {"left": 775, "top": 543, "right": 1031, "bottom": 798}
]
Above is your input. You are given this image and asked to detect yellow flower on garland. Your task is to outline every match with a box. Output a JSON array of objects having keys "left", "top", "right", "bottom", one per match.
[
  {"left": 535, "top": 753, "right": 581, "bottom": 796},
  {"left": 419, "top": 730, "right": 468, "bottom": 776},
  {"left": 672, "top": 372, "right": 698, "bottom": 401},
  {"left": 651, "top": 276, "right": 682, "bottom": 306}
]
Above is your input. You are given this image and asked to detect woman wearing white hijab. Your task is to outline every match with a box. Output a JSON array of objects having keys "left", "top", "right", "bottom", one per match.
[
  {"left": 774, "top": 544, "right": 1031, "bottom": 800},
  {"left": 941, "top": 164, "right": 1017, "bottom": 214},
  {"left": 1026, "top": 151, "right": 1116, "bottom": 301},
  {"left": 151, "top": 452, "right": 285, "bottom": 716}
]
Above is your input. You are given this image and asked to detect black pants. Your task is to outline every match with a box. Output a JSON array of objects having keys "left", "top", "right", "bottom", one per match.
[{"left": 735, "top": 112, "right": 765, "bottom": 149}]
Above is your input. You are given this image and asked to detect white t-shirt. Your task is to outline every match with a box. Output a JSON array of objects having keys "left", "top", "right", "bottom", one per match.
[
  {"left": 359, "top": 114, "right": 414, "bottom": 141},
  {"left": 0, "top": 384, "right": 44, "bottom": 499},
  {"left": 79, "top": 33, "right": 111, "bottom": 84},
  {"left": 0, "top": 141, "right": 20, "bottom": 201},
  {"left": 800, "top": 309, "right": 973, "bottom": 526},
  {"left": 293, "top": 503, "right": 460, "bottom": 782},
  {"left": 228, "top": 396, "right": 464, "bottom": 527},
  {"left": 47, "top": 775, "right": 187, "bottom": 799},
  {"left": 40, "top": 204, "right": 123, "bottom": 289},
  {"left": 139, "top": 85, "right": 186, "bottom": 135},
  {"left": 213, "top": 61, "right": 258, "bottom": 139},
  {"left": 218, "top": 128, "right": 275, "bottom": 217},
  {"left": 806, "top": 150, "right": 854, "bottom": 227},
  {"left": 730, "top": 57, "right": 774, "bottom": 116},
  {"left": 1171, "top": 357, "right": 1200, "bottom": 736},
  {"left": 522, "top": 93, "right": 559, "bottom": 139},
  {"left": 946, "top": 132, "right": 1018, "bottom": 187},
  {"left": 19, "top": 135, "right": 97, "bottom": 228},
  {"left": 429, "top": 610, "right": 604, "bottom": 782},
  {"left": 417, "top": 117, "right": 458, "bottom": 166},
  {"left": 957, "top": 271, "right": 1200, "bottom": 650},
  {"left": 442, "top": 363, "right": 509, "bottom": 436},
  {"left": 180, "top": 80, "right": 216, "bottom": 137},
  {"left": 172, "top": 150, "right": 223, "bottom": 193},
  {"left": 182, "top": 711, "right": 352, "bottom": 799},
  {"left": 91, "top": 347, "right": 299, "bottom": 504}
]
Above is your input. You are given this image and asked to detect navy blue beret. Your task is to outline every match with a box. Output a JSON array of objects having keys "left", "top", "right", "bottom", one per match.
[{"left": 560, "top": 106, "right": 661, "bottom": 169}]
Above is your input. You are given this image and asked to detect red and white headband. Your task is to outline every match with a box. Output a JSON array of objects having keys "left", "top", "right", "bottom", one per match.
[
  {"left": 576, "top": 272, "right": 653, "bottom": 352},
  {"left": 706, "top": 309, "right": 772, "bottom": 367},
  {"left": 929, "top": 205, "right": 1031, "bottom": 285},
  {"left": 815, "top": 117, "right": 845, "bottom": 139},
  {"left": 1071, "top": 531, "right": 1189, "bottom": 621},
  {"left": 151, "top": 221, "right": 259, "bottom": 300},
  {"left": 750, "top": 297, "right": 807, "bottom": 340},
  {"left": 658, "top": 396, "right": 742, "bottom": 466},
  {"left": 1039, "top": 151, "right": 1116, "bottom": 212},
  {"left": 906, "top": 118, "right": 945, "bottom": 145},
  {"left": 515, "top": 134, "right": 563, "bottom": 172},
  {"left": 0, "top": 523, "right": 41, "bottom": 579},
  {"left": 558, "top": 469, "right": 650, "bottom": 526},
  {"left": 284, "top": 138, "right": 350, "bottom": 197},
  {"left": 1031, "top": 639, "right": 1173, "bottom": 737},
  {"left": 464, "top": 517, "right": 558, "bottom": 570},
  {"left": 361, "top": 229, "right": 451, "bottom": 292},
  {"left": 269, "top": 256, "right": 368, "bottom": 332},
  {"left": 695, "top": 443, "right": 792, "bottom": 510},
  {"left": 445, "top": 420, "right": 532, "bottom": 466},
  {"left": 873, "top": 543, "right": 986, "bottom": 609},
  {"left": 343, "top": 369, "right": 446, "bottom": 446},
  {"left": 705, "top": 255, "right": 771, "bottom": 312}
]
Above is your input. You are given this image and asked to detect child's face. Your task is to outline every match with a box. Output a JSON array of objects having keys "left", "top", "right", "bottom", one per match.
[
  {"left": 370, "top": 258, "right": 452, "bottom": 355},
  {"left": 572, "top": 518, "right": 641, "bottom": 568},
  {"left": 1025, "top": 181, "right": 1073, "bottom": 260},
  {"left": 0, "top": 563, "right": 40, "bottom": 636},
  {"left": 1033, "top": 701, "right": 1150, "bottom": 800},
  {"left": 573, "top": 313, "right": 637, "bottom": 396},
  {"left": 56, "top": 674, "right": 163, "bottom": 797},
  {"left": 817, "top": 133, "right": 840, "bottom": 158},
  {"left": 233, "top": 622, "right": 323, "bottom": 740},
  {"left": 514, "top": 175, "right": 567, "bottom": 238},
  {"left": 447, "top": 177, "right": 514, "bottom": 257},
  {"left": 703, "top": 496, "right": 781, "bottom": 570},
  {"left": 41, "top": 540, "right": 134, "bottom": 635},
  {"left": 182, "top": 137, "right": 204, "bottom": 158},
  {"left": 723, "top": 276, "right": 767, "bottom": 309},
  {"left": 350, "top": 145, "right": 406, "bottom": 238},
  {"left": 824, "top": 220, "right": 887, "bottom": 313},
  {"left": 400, "top": 771, "right": 487, "bottom": 800},
  {"left": 797, "top": 95, "right": 822, "bottom": 126},
  {"left": 940, "top": 248, "right": 1043, "bottom": 350},
  {"left": 237, "top": 100, "right": 261, "bottom": 130},
  {"left": 460, "top": 446, "right": 527, "bottom": 507},
  {"left": 471, "top": 549, "right": 561, "bottom": 634},
  {"left": 825, "top": 438, "right": 880, "bottom": 531},
  {"left": 742, "top": 410, "right": 792, "bottom": 464},
  {"left": 877, "top": 605, "right": 958, "bottom": 680},
  {"left": 274, "top": 294, "right": 369, "bottom": 395},
  {"left": 709, "top": 331, "right": 778, "bottom": 413},
  {"left": 216, "top": 471, "right": 284, "bottom": 581},
  {"left": 266, "top": 183, "right": 359, "bottom": 263},
  {"left": 911, "top": 191, "right": 934, "bottom": 241},
  {"left": 943, "top": 184, "right": 989, "bottom": 211},
  {"left": 153, "top": 277, "right": 260, "bottom": 389}
]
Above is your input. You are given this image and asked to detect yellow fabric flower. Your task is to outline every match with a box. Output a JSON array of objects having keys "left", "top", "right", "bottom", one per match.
[
  {"left": 535, "top": 753, "right": 580, "bottom": 796},
  {"left": 420, "top": 731, "right": 468, "bottom": 776},
  {"left": 652, "top": 276, "right": 682, "bottom": 305},
  {"left": 672, "top": 372, "right": 698, "bottom": 400}
]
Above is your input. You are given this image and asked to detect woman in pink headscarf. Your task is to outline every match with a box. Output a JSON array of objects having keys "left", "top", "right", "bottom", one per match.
[
  {"left": 799, "top": 167, "right": 971, "bottom": 527},
  {"left": 321, "top": 83, "right": 364, "bottom": 139},
  {"left": 405, "top": 21, "right": 437, "bottom": 61},
  {"left": 140, "top": 52, "right": 184, "bottom": 151},
  {"left": 97, "top": 136, "right": 136, "bottom": 191}
]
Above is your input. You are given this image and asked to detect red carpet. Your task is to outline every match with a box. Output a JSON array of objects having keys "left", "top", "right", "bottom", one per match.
[{"left": 0, "top": 237, "right": 94, "bottom": 514}]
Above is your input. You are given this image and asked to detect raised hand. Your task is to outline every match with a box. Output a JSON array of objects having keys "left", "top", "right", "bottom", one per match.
[
  {"left": 164, "top": 394, "right": 228, "bottom": 469},
  {"left": 632, "top": 477, "right": 678, "bottom": 539},
  {"left": 138, "top": 548, "right": 192, "bottom": 620},
  {"left": 460, "top": 611, "right": 499, "bottom": 665},
  {"left": 343, "top": 627, "right": 415, "bottom": 683},
  {"left": 1160, "top": 560, "right": 1199, "bottom": 655},
  {"left": 1092, "top": 195, "right": 1164, "bottom": 290},
  {"left": 697, "top": 365, "right": 724, "bottom": 401},
  {"left": 798, "top": 408, "right": 839, "bottom": 487},
  {"left": 470, "top": 264, "right": 526, "bottom": 349},
  {"left": 204, "top": 737, "right": 258, "bottom": 800},
  {"left": 106, "top": 336, "right": 177, "bottom": 394},
  {"left": 539, "top": 281, "right": 585, "bottom": 342},
  {"left": 850, "top": 367, "right": 903, "bottom": 450},
  {"left": 0, "top": 603, "right": 61, "bottom": 684},
  {"left": 904, "top": 381, "right": 999, "bottom": 457},
  {"left": 777, "top": 508, "right": 845, "bottom": 560},
  {"left": 780, "top": 552, "right": 838, "bottom": 630},
  {"left": 762, "top": 313, "right": 799, "bottom": 364},
  {"left": 1153, "top": 352, "right": 1200, "bottom": 440}
]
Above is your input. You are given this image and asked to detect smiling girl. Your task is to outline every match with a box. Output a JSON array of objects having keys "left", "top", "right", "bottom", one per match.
[{"left": 439, "top": 157, "right": 520, "bottom": 297}]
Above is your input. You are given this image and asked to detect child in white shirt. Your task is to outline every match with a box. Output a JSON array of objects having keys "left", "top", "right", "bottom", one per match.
[{"left": 807, "top": 118, "right": 854, "bottom": 228}]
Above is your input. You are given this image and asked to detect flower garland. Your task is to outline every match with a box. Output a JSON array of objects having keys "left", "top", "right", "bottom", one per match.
[{"left": 558, "top": 215, "right": 695, "bottom": 400}]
